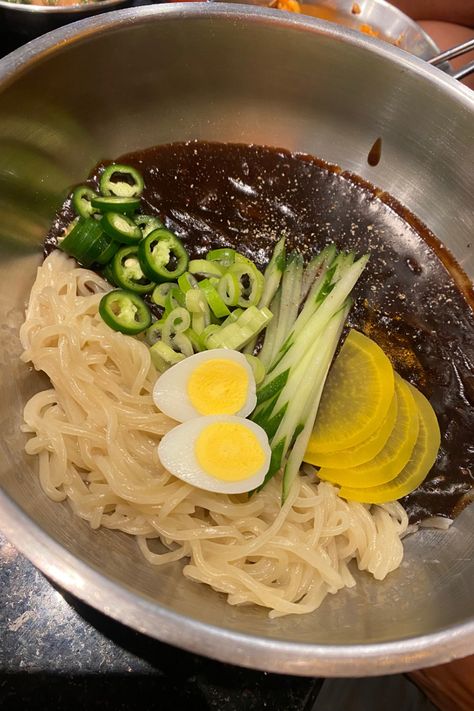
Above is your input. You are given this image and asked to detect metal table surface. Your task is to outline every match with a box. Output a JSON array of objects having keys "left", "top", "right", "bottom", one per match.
[{"left": 0, "top": 531, "right": 323, "bottom": 710}]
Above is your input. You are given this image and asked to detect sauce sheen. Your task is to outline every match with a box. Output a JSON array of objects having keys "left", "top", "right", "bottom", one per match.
[{"left": 45, "top": 141, "right": 474, "bottom": 524}]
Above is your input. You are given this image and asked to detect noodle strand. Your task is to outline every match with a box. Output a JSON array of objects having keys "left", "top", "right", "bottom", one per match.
[{"left": 20, "top": 252, "right": 408, "bottom": 616}]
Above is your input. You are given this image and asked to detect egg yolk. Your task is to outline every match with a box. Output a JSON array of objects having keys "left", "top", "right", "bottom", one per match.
[
  {"left": 195, "top": 422, "right": 265, "bottom": 481},
  {"left": 187, "top": 359, "right": 249, "bottom": 416}
]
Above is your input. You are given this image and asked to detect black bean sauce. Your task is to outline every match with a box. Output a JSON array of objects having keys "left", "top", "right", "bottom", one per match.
[{"left": 45, "top": 141, "right": 474, "bottom": 524}]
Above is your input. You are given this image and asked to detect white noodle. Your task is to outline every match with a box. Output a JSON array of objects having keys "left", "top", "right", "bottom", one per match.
[{"left": 20, "top": 251, "right": 408, "bottom": 616}]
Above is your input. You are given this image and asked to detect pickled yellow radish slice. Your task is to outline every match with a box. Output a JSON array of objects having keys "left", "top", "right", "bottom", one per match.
[
  {"left": 308, "top": 329, "right": 394, "bottom": 453},
  {"left": 317, "top": 374, "right": 419, "bottom": 488},
  {"left": 304, "top": 390, "right": 398, "bottom": 469},
  {"left": 339, "top": 383, "right": 441, "bottom": 503}
]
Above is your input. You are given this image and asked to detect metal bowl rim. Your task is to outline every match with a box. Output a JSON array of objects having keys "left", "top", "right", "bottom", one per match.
[
  {"left": 0, "top": 3, "right": 473, "bottom": 676},
  {"left": 1, "top": 3, "right": 472, "bottom": 102}
]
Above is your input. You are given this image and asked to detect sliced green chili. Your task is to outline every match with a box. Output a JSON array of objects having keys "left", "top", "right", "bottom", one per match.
[
  {"left": 59, "top": 217, "right": 109, "bottom": 267},
  {"left": 138, "top": 229, "right": 189, "bottom": 282},
  {"left": 91, "top": 196, "right": 140, "bottom": 215},
  {"left": 111, "top": 246, "right": 155, "bottom": 294},
  {"left": 99, "top": 164, "right": 144, "bottom": 198},
  {"left": 99, "top": 290, "right": 151, "bottom": 335},
  {"left": 72, "top": 185, "right": 99, "bottom": 218},
  {"left": 96, "top": 237, "right": 119, "bottom": 266},
  {"left": 134, "top": 214, "right": 164, "bottom": 238},
  {"left": 102, "top": 262, "right": 117, "bottom": 286},
  {"left": 101, "top": 211, "right": 142, "bottom": 245}
]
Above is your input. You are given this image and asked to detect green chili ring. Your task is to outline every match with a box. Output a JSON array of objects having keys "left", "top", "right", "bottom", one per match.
[
  {"left": 138, "top": 229, "right": 189, "bottom": 283},
  {"left": 99, "top": 164, "right": 144, "bottom": 198},
  {"left": 72, "top": 185, "right": 99, "bottom": 219},
  {"left": 101, "top": 211, "right": 143, "bottom": 245},
  {"left": 91, "top": 196, "right": 140, "bottom": 215},
  {"left": 96, "top": 237, "right": 119, "bottom": 266},
  {"left": 59, "top": 217, "right": 109, "bottom": 267},
  {"left": 99, "top": 290, "right": 151, "bottom": 335},
  {"left": 134, "top": 214, "right": 164, "bottom": 238},
  {"left": 111, "top": 246, "right": 155, "bottom": 294},
  {"left": 102, "top": 262, "right": 117, "bottom": 286}
]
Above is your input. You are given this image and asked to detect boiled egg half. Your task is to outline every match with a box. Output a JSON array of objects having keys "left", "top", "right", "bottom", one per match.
[
  {"left": 158, "top": 415, "right": 271, "bottom": 494},
  {"left": 153, "top": 349, "right": 257, "bottom": 422}
]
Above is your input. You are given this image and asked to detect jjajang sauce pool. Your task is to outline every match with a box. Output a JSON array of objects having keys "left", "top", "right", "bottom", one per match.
[{"left": 45, "top": 142, "right": 474, "bottom": 525}]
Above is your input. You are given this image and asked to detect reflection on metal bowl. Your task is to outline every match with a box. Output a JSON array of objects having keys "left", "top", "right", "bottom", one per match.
[
  {"left": 211, "top": 0, "right": 440, "bottom": 58},
  {"left": 0, "top": 3, "right": 473, "bottom": 678}
]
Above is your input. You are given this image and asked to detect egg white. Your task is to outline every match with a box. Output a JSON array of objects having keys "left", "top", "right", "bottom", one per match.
[
  {"left": 157, "top": 415, "right": 271, "bottom": 494},
  {"left": 152, "top": 348, "right": 257, "bottom": 422}
]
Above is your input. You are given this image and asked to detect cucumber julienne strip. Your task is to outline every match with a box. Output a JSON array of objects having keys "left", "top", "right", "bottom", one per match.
[
  {"left": 258, "top": 289, "right": 281, "bottom": 369},
  {"left": 267, "top": 313, "right": 344, "bottom": 470},
  {"left": 256, "top": 368, "right": 290, "bottom": 406},
  {"left": 272, "top": 256, "right": 366, "bottom": 396},
  {"left": 244, "top": 236, "right": 286, "bottom": 355},
  {"left": 254, "top": 247, "right": 368, "bottom": 499},
  {"left": 254, "top": 400, "right": 289, "bottom": 440},
  {"left": 256, "top": 254, "right": 349, "bottom": 412},
  {"left": 259, "top": 236, "right": 286, "bottom": 309},
  {"left": 264, "top": 251, "right": 338, "bottom": 374},
  {"left": 281, "top": 304, "right": 349, "bottom": 502},
  {"left": 267, "top": 253, "right": 368, "bottom": 385},
  {"left": 259, "top": 439, "right": 286, "bottom": 490},
  {"left": 299, "top": 244, "right": 337, "bottom": 306},
  {"left": 267, "top": 252, "right": 303, "bottom": 366},
  {"left": 266, "top": 334, "right": 325, "bottom": 427}
]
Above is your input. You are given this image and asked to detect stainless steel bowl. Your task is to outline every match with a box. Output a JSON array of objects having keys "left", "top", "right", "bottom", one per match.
[{"left": 0, "top": 4, "right": 473, "bottom": 677}]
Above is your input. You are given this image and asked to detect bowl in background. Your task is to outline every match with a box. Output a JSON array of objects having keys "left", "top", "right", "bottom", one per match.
[
  {"left": 216, "top": 0, "right": 440, "bottom": 59},
  {"left": 0, "top": 0, "right": 131, "bottom": 43}
]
